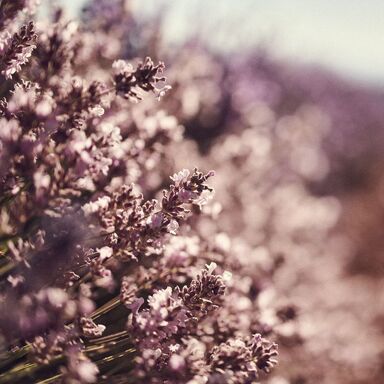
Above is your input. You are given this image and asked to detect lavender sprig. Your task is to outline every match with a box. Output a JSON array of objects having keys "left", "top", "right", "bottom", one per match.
[{"left": 0, "top": 21, "right": 36, "bottom": 79}]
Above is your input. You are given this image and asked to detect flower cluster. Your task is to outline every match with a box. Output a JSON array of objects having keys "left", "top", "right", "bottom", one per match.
[
  {"left": 0, "top": 21, "right": 36, "bottom": 79},
  {"left": 113, "top": 57, "right": 172, "bottom": 102},
  {"left": 208, "top": 334, "right": 278, "bottom": 383},
  {"left": 126, "top": 263, "right": 274, "bottom": 383}
]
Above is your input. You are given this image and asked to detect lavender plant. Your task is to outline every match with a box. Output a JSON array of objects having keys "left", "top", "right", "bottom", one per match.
[
  {"left": 2, "top": 0, "right": 383, "bottom": 383},
  {"left": 0, "top": 2, "right": 279, "bottom": 383}
]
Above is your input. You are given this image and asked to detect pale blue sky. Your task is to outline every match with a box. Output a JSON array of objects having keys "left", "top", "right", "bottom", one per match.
[{"left": 61, "top": 0, "right": 384, "bottom": 86}]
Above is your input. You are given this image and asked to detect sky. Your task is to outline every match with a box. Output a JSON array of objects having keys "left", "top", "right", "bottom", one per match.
[{"left": 62, "top": 0, "right": 384, "bottom": 87}]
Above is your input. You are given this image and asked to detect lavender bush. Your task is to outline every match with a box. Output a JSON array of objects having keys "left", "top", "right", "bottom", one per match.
[
  {"left": 0, "top": 1, "right": 383, "bottom": 383},
  {"left": 0, "top": 2, "right": 278, "bottom": 383}
]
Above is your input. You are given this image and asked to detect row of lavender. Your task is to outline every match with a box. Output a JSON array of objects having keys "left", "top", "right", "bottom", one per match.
[{"left": 0, "top": 0, "right": 383, "bottom": 383}]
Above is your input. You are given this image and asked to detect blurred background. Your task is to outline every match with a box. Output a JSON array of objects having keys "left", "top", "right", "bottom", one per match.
[
  {"left": 62, "top": 0, "right": 384, "bottom": 86},
  {"left": 48, "top": 1, "right": 384, "bottom": 382}
]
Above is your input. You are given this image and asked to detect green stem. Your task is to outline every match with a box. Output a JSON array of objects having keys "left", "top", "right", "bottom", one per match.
[
  {"left": 36, "top": 372, "right": 62, "bottom": 384},
  {"left": 0, "top": 337, "right": 134, "bottom": 384},
  {"left": 91, "top": 296, "right": 121, "bottom": 320},
  {"left": 0, "top": 345, "right": 30, "bottom": 370},
  {"left": 0, "top": 261, "right": 15, "bottom": 276}
]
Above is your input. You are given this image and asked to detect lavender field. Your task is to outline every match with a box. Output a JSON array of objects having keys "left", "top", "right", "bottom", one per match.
[{"left": 0, "top": 1, "right": 383, "bottom": 383}]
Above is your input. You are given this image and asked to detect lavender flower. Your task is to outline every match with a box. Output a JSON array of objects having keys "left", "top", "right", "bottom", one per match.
[
  {"left": 127, "top": 264, "right": 233, "bottom": 380},
  {"left": 113, "top": 57, "right": 171, "bottom": 102},
  {"left": 0, "top": 22, "right": 36, "bottom": 79},
  {"left": 208, "top": 334, "right": 278, "bottom": 383},
  {"left": 178, "top": 262, "right": 227, "bottom": 316}
]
